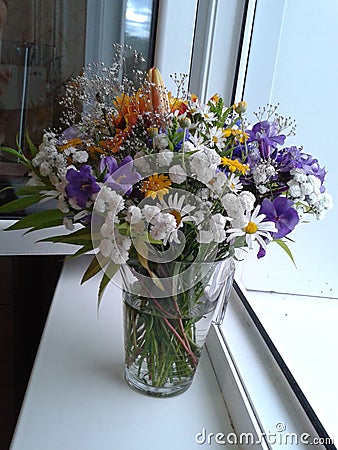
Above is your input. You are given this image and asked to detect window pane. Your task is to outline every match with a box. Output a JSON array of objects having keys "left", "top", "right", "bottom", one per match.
[{"left": 0, "top": 0, "right": 157, "bottom": 215}]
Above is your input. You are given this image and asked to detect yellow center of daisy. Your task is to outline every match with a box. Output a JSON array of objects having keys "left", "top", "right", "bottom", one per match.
[
  {"left": 244, "top": 221, "right": 258, "bottom": 234},
  {"left": 169, "top": 209, "right": 182, "bottom": 226},
  {"left": 140, "top": 173, "right": 172, "bottom": 201}
]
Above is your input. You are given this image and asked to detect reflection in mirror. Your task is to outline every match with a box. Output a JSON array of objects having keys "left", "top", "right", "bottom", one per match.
[{"left": 0, "top": 0, "right": 157, "bottom": 214}]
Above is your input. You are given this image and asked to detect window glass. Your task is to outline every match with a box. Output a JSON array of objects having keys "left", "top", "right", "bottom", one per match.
[{"left": 0, "top": 0, "right": 157, "bottom": 215}]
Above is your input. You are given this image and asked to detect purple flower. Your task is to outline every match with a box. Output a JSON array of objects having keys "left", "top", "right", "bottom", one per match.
[
  {"left": 247, "top": 121, "right": 286, "bottom": 158},
  {"left": 65, "top": 165, "right": 100, "bottom": 208},
  {"left": 58, "top": 126, "right": 85, "bottom": 143},
  {"left": 259, "top": 196, "right": 299, "bottom": 239},
  {"left": 275, "top": 146, "right": 303, "bottom": 172},
  {"left": 300, "top": 152, "right": 327, "bottom": 186},
  {"left": 99, "top": 155, "right": 141, "bottom": 195},
  {"left": 275, "top": 147, "right": 327, "bottom": 192}
]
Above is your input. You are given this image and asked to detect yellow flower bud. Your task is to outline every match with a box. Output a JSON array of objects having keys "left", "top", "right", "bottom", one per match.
[
  {"left": 234, "top": 101, "right": 247, "bottom": 114},
  {"left": 147, "top": 67, "right": 170, "bottom": 116},
  {"left": 179, "top": 117, "right": 191, "bottom": 129},
  {"left": 147, "top": 127, "right": 158, "bottom": 137}
]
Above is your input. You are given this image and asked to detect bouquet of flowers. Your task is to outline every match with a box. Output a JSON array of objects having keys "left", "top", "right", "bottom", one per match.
[{"left": 0, "top": 44, "right": 332, "bottom": 395}]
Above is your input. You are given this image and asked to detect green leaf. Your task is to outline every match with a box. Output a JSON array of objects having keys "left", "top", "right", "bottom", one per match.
[
  {"left": 0, "top": 146, "right": 29, "bottom": 165},
  {"left": 81, "top": 253, "right": 110, "bottom": 284},
  {"left": 40, "top": 231, "right": 92, "bottom": 245},
  {"left": 25, "top": 131, "right": 38, "bottom": 158},
  {"left": 97, "top": 262, "right": 120, "bottom": 310},
  {"left": 4, "top": 208, "right": 66, "bottom": 231},
  {"left": 273, "top": 239, "right": 297, "bottom": 268},
  {"left": 0, "top": 194, "right": 41, "bottom": 213},
  {"left": 70, "top": 242, "right": 93, "bottom": 258},
  {"left": 15, "top": 185, "right": 48, "bottom": 196}
]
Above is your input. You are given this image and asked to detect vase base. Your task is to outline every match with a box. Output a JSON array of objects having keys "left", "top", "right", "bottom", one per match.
[{"left": 124, "top": 368, "right": 193, "bottom": 398}]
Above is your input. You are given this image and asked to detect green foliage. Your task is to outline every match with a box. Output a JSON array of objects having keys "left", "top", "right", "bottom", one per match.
[
  {"left": 0, "top": 194, "right": 42, "bottom": 213},
  {"left": 273, "top": 239, "right": 297, "bottom": 268},
  {"left": 4, "top": 208, "right": 67, "bottom": 232},
  {"left": 98, "top": 262, "right": 120, "bottom": 310}
]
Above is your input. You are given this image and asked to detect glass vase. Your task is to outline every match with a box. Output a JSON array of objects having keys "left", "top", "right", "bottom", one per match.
[{"left": 121, "top": 257, "right": 235, "bottom": 397}]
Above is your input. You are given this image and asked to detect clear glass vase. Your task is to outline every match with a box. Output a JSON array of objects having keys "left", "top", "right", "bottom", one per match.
[{"left": 121, "top": 257, "right": 235, "bottom": 397}]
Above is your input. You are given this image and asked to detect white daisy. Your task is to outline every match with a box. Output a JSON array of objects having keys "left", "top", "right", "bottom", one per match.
[
  {"left": 226, "top": 205, "right": 277, "bottom": 250},
  {"left": 208, "top": 126, "right": 226, "bottom": 148},
  {"left": 225, "top": 173, "right": 243, "bottom": 193},
  {"left": 157, "top": 192, "right": 197, "bottom": 243}
]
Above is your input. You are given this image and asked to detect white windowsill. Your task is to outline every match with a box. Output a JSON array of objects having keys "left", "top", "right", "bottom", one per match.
[{"left": 9, "top": 255, "right": 242, "bottom": 450}]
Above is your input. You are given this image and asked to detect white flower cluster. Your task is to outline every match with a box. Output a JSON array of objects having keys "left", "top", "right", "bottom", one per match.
[
  {"left": 32, "top": 132, "right": 68, "bottom": 178},
  {"left": 32, "top": 132, "right": 89, "bottom": 180},
  {"left": 288, "top": 168, "right": 333, "bottom": 219},
  {"left": 251, "top": 161, "right": 276, "bottom": 194},
  {"left": 94, "top": 187, "right": 131, "bottom": 265}
]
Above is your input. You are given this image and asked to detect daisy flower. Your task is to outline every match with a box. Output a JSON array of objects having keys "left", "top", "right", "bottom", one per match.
[
  {"left": 226, "top": 205, "right": 277, "bottom": 250},
  {"left": 220, "top": 156, "right": 249, "bottom": 175},
  {"left": 140, "top": 173, "right": 172, "bottom": 201},
  {"left": 225, "top": 173, "right": 243, "bottom": 193},
  {"left": 191, "top": 103, "right": 216, "bottom": 122},
  {"left": 208, "top": 126, "right": 226, "bottom": 148},
  {"left": 158, "top": 192, "right": 196, "bottom": 243}
]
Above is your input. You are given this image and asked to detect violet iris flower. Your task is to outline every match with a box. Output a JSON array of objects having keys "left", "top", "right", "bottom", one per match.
[
  {"left": 247, "top": 121, "right": 286, "bottom": 158},
  {"left": 65, "top": 165, "right": 100, "bottom": 208},
  {"left": 300, "top": 152, "right": 327, "bottom": 186},
  {"left": 58, "top": 125, "right": 85, "bottom": 143},
  {"left": 99, "top": 155, "right": 141, "bottom": 195},
  {"left": 275, "top": 146, "right": 303, "bottom": 172},
  {"left": 259, "top": 196, "right": 299, "bottom": 239},
  {"left": 275, "top": 147, "right": 327, "bottom": 191}
]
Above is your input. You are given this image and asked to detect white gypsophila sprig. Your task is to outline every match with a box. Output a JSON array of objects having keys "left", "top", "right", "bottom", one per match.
[
  {"left": 197, "top": 212, "right": 229, "bottom": 244},
  {"left": 238, "top": 190, "right": 256, "bottom": 211},
  {"left": 287, "top": 169, "right": 333, "bottom": 219},
  {"left": 157, "top": 149, "right": 173, "bottom": 166},
  {"left": 221, "top": 192, "right": 245, "bottom": 226},
  {"left": 189, "top": 148, "right": 221, "bottom": 184},
  {"left": 93, "top": 185, "right": 124, "bottom": 214},
  {"left": 168, "top": 164, "right": 187, "bottom": 184},
  {"left": 99, "top": 231, "right": 131, "bottom": 265},
  {"left": 149, "top": 212, "right": 177, "bottom": 245},
  {"left": 125, "top": 205, "right": 143, "bottom": 224},
  {"left": 207, "top": 171, "right": 228, "bottom": 196},
  {"left": 251, "top": 161, "right": 276, "bottom": 194}
]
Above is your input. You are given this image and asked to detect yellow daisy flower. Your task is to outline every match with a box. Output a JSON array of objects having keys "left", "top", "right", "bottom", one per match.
[
  {"left": 220, "top": 156, "right": 249, "bottom": 175},
  {"left": 140, "top": 173, "right": 172, "bottom": 201}
]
